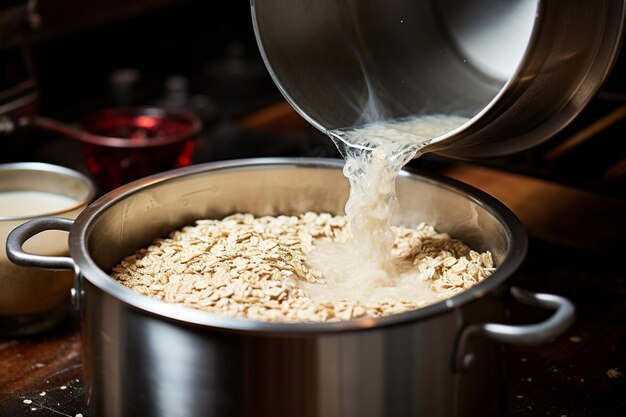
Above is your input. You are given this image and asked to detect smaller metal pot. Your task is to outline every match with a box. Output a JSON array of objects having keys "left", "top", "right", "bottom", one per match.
[{"left": 6, "top": 159, "right": 573, "bottom": 417}]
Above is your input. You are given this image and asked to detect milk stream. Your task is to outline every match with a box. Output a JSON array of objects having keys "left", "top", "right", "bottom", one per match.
[{"left": 303, "top": 115, "right": 467, "bottom": 304}]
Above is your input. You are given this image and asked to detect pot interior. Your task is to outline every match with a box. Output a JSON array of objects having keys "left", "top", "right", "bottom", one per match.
[{"left": 84, "top": 160, "right": 512, "bottom": 277}]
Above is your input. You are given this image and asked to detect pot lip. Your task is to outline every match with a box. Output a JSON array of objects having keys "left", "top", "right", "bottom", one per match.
[{"left": 71, "top": 157, "right": 527, "bottom": 334}]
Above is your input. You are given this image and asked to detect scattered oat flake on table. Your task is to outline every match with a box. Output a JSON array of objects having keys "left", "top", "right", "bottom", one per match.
[
  {"left": 569, "top": 336, "right": 582, "bottom": 343},
  {"left": 60, "top": 385, "right": 67, "bottom": 390},
  {"left": 22, "top": 399, "right": 32, "bottom": 404},
  {"left": 39, "top": 391, "right": 46, "bottom": 396},
  {"left": 607, "top": 368, "right": 622, "bottom": 378}
]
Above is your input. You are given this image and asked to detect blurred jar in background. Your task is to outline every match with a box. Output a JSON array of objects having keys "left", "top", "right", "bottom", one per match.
[{"left": 79, "top": 107, "right": 202, "bottom": 191}]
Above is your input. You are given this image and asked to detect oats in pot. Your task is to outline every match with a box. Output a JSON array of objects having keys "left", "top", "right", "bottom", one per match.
[{"left": 111, "top": 213, "right": 495, "bottom": 322}]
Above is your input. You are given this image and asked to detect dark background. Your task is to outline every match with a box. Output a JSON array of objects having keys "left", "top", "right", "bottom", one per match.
[{"left": 32, "top": 0, "right": 265, "bottom": 117}]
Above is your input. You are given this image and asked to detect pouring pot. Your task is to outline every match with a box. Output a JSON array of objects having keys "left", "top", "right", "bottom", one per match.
[
  {"left": 6, "top": 158, "right": 574, "bottom": 417},
  {"left": 251, "top": 0, "right": 625, "bottom": 158}
]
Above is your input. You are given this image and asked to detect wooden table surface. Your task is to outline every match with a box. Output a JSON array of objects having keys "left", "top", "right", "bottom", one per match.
[{"left": 0, "top": 319, "right": 83, "bottom": 417}]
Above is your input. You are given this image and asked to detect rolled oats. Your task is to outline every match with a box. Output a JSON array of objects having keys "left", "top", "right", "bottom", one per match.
[{"left": 111, "top": 213, "right": 494, "bottom": 322}]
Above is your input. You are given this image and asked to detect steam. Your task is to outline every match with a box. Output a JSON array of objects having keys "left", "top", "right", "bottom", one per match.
[
  {"left": 356, "top": 60, "right": 388, "bottom": 126},
  {"left": 329, "top": 54, "right": 468, "bottom": 160}
]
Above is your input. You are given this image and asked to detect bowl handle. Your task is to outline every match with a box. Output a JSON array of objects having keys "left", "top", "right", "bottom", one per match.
[
  {"left": 6, "top": 217, "right": 83, "bottom": 310},
  {"left": 454, "top": 286, "right": 575, "bottom": 372}
]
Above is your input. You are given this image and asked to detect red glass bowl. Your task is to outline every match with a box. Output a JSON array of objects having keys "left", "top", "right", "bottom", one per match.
[{"left": 78, "top": 107, "right": 202, "bottom": 191}]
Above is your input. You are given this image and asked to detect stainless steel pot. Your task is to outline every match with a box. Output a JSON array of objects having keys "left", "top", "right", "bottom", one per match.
[
  {"left": 251, "top": 0, "right": 625, "bottom": 158},
  {"left": 6, "top": 158, "right": 574, "bottom": 417}
]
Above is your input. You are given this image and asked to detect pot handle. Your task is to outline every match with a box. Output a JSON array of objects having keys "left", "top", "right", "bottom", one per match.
[
  {"left": 6, "top": 217, "right": 77, "bottom": 271},
  {"left": 454, "top": 286, "right": 575, "bottom": 372}
]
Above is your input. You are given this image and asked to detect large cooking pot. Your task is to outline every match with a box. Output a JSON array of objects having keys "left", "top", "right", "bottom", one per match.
[
  {"left": 251, "top": 0, "right": 625, "bottom": 158},
  {"left": 6, "top": 158, "right": 574, "bottom": 417}
]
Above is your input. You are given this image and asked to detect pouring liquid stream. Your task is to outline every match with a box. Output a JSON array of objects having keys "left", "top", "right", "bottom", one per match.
[{"left": 304, "top": 115, "right": 468, "bottom": 305}]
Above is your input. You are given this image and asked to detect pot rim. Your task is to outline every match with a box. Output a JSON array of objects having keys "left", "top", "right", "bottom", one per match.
[{"left": 70, "top": 157, "right": 527, "bottom": 334}]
